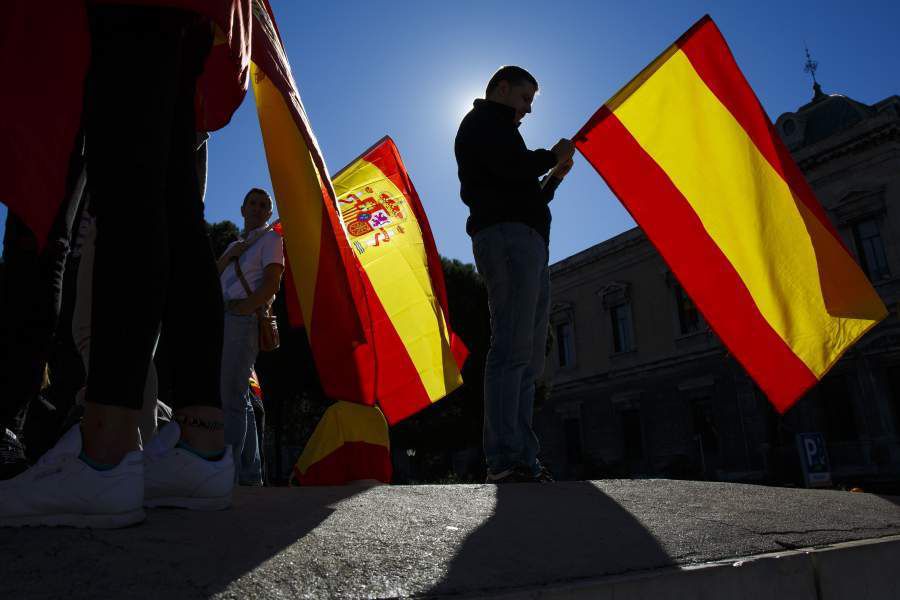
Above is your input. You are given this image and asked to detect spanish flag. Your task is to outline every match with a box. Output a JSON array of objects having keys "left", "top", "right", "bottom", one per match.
[
  {"left": 293, "top": 401, "right": 392, "bottom": 486},
  {"left": 251, "top": 3, "right": 376, "bottom": 406},
  {"left": 251, "top": 5, "right": 466, "bottom": 423},
  {"left": 1, "top": 1, "right": 251, "bottom": 251},
  {"left": 576, "top": 16, "right": 887, "bottom": 413},
  {"left": 332, "top": 137, "right": 469, "bottom": 424}
]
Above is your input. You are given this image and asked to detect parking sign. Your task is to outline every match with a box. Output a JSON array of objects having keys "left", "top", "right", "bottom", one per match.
[{"left": 796, "top": 432, "right": 832, "bottom": 488}]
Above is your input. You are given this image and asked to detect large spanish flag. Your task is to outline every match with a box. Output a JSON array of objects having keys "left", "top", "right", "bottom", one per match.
[
  {"left": 332, "top": 137, "right": 469, "bottom": 424},
  {"left": 251, "top": 2, "right": 375, "bottom": 405},
  {"left": 251, "top": 5, "right": 466, "bottom": 423},
  {"left": 576, "top": 15, "right": 887, "bottom": 413}
]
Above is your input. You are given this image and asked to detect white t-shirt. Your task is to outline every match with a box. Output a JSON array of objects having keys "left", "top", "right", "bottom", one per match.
[{"left": 220, "top": 226, "right": 285, "bottom": 301}]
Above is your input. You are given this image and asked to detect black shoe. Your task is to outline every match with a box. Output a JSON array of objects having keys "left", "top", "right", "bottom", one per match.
[
  {"left": 0, "top": 428, "right": 29, "bottom": 480},
  {"left": 534, "top": 463, "right": 555, "bottom": 483},
  {"left": 485, "top": 465, "right": 535, "bottom": 484}
]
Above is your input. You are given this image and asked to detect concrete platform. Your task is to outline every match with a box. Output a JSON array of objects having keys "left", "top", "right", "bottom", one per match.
[{"left": 2, "top": 480, "right": 899, "bottom": 599}]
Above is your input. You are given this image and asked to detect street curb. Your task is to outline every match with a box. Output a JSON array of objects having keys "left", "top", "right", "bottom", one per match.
[{"left": 469, "top": 534, "right": 900, "bottom": 600}]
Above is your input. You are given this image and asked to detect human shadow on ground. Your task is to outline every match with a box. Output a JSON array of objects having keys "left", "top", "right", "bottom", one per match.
[
  {"left": 427, "top": 481, "right": 673, "bottom": 597},
  {"left": 876, "top": 493, "right": 900, "bottom": 508},
  {"left": 0, "top": 485, "right": 364, "bottom": 600}
]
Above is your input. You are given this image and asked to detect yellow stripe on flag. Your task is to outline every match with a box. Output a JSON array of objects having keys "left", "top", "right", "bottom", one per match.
[
  {"left": 251, "top": 61, "right": 322, "bottom": 326},
  {"left": 295, "top": 401, "right": 390, "bottom": 475},
  {"left": 333, "top": 159, "right": 463, "bottom": 402},
  {"left": 613, "top": 50, "right": 880, "bottom": 377}
]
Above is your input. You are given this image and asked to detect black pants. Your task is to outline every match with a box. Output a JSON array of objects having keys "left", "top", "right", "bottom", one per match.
[
  {"left": 84, "top": 6, "right": 222, "bottom": 411},
  {"left": 0, "top": 153, "right": 84, "bottom": 433}
]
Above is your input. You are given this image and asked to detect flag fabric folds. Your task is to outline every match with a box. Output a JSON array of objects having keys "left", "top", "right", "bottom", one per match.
[
  {"left": 250, "top": 2, "right": 376, "bottom": 406},
  {"left": 1, "top": 0, "right": 251, "bottom": 250},
  {"left": 332, "top": 137, "right": 469, "bottom": 424},
  {"left": 575, "top": 15, "right": 887, "bottom": 413},
  {"left": 293, "top": 401, "right": 392, "bottom": 486},
  {"left": 251, "top": 3, "right": 466, "bottom": 423}
]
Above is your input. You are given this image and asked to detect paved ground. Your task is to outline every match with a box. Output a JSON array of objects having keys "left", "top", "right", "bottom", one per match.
[{"left": 2, "top": 479, "right": 899, "bottom": 599}]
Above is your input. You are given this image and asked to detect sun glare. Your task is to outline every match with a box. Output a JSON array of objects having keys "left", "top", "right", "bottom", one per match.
[{"left": 454, "top": 86, "right": 484, "bottom": 124}]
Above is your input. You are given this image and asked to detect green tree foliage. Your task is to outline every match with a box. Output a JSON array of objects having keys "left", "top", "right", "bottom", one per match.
[{"left": 205, "top": 219, "right": 240, "bottom": 259}]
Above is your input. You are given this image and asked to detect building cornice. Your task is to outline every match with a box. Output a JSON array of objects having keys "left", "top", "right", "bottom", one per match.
[
  {"left": 796, "top": 121, "right": 899, "bottom": 171},
  {"left": 551, "top": 346, "right": 725, "bottom": 396}
]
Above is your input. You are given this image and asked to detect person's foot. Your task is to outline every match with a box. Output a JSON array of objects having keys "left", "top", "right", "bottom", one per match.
[
  {"left": 485, "top": 465, "right": 535, "bottom": 484},
  {"left": 534, "top": 462, "right": 555, "bottom": 483},
  {"left": 144, "top": 422, "right": 234, "bottom": 510},
  {"left": 0, "top": 424, "right": 145, "bottom": 528},
  {"left": 0, "top": 428, "right": 29, "bottom": 480}
]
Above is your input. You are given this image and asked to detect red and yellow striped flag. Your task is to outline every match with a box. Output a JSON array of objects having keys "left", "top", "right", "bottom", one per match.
[
  {"left": 293, "top": 401, "right": 392, "bottom": 486},
  {"left": 576, "top": 16, "right": 887, "bottom": 413},
  {"left": 332, "top": 137, "right": 469, "bottom": 424},
  {"left": 251, "top": 2, "right": 376, "bottom": 406},
  {"left": 251, "top": 4, "right": 466, "bottom": 423}
]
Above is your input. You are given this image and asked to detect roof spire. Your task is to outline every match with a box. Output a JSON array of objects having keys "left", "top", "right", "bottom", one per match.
[{"left": 804, "top": 45, "right": 825, "bottom": 100}]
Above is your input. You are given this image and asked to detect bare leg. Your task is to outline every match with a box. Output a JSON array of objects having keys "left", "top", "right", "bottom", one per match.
[
  {"left": 176, "top": 406, "right": 225, "bottom": 452},
  {"left": 81, "top": 404, "right": 141, "bottom": 465}
]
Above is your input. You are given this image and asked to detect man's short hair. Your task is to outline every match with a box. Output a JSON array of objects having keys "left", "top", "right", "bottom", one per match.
[
  {"left": 242, "top": 187, "right": 272, "bottom": 209},
  {"left": 485, "top": 66, "right": 538, "bottom": 97}
]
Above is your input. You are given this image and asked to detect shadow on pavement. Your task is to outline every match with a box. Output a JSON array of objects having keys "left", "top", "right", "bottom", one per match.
[
  {"left": 1, "top": 485, "right": 362, "bottom": 599},
  {"left": 877, "top": 494, "right": 900, "bottom": 508},
  {"left": 428, "top": 481, "right": 673, "bottom": 597}
]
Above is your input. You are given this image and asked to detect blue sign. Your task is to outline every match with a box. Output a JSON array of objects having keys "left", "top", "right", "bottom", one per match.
[{"left": 796, "top": 432, "right": 831, "bottom": 488}]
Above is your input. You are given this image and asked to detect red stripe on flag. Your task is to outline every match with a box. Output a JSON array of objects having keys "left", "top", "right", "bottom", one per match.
[
  {"left": 294, "top": 441, "right": 392, "bottom": 486},
  {"left": 362, "top": 137, "right": 469, "bottom": 371},
  {"left": 308, "top": 214, "right": 376, "bottom": 406},
  {"left": 358, "top": 269, "right": 435, "bottom": 425},
  {"left": 576, "top": 108, "right": 817, "bottom": 412},
  {"left": 677, "top": 18, "right": 844, "bottom": 248}
]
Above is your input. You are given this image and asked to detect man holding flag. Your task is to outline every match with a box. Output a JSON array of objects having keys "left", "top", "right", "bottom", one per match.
[{"left": 455, "top": 66, "right": 575, "bottom": 484}]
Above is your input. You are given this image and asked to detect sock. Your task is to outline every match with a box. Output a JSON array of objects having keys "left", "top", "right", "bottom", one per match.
[
  {"left": 79, "top": 451, "right": 116, "bottom": 471},
  {"left": 176, "top": 440, "right": 225, "bottom": 461}
]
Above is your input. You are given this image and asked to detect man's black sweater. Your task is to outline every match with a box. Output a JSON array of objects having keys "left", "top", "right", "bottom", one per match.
[{"left": 455, "top": 99, "right": 561, "bottom": 245}]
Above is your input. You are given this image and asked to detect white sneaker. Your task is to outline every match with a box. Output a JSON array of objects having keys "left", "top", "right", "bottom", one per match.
[
  {"left": 144, "top": 422, "right": 233, "bottom": 510},
  {"left": 0, "top": 424, "right": 145, "bottom": 528}
]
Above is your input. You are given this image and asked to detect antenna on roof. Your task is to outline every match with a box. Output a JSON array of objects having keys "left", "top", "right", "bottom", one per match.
[
  {"left": 803, "top": 45, "right": 824, "bottom": 98},
  {"left": 803, "top": 45, "right": 819, "bottom": 85}
]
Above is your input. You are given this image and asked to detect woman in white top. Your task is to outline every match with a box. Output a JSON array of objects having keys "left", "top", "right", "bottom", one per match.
[{"left": 217, "top": 188, "right": 284, "bottom": 485}]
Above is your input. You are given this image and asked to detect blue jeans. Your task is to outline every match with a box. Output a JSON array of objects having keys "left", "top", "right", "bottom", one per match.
[
  {"left": 239, "top": 397, "right": 262, "bottom": 485},
  {"left": 472, "top": 223, "right": 550, "bottom": 476},
  {"left": 221, "top": 312, "right": 262, "bottom": 485}
]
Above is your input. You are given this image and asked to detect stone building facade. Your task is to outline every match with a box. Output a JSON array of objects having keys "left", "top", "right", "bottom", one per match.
[{"left": 537, "top": 86, "right": 900, "bottom": 487}]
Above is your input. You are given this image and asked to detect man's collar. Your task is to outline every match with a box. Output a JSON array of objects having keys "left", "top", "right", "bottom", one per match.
[
  {"left": 473, "top": 99, "right": 516, "bottom": 124},
  {"left": 241, "top": 223, "right": 269, "bottom": 240}
]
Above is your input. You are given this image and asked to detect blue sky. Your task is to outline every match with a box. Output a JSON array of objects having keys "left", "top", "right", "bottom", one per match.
[{"left": 3, "top": 1, "right": 899, "bottom": 264}]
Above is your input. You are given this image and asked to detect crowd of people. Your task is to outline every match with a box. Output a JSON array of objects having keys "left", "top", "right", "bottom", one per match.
[{"left": 0, "top": 3, "right": 575, "bottom": 529}]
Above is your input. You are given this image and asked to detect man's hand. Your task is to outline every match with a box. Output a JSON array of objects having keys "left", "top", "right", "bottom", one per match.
[
  {"left": 551, "top": 157, "right": 575, "bottom": 181},
  {"left": 222, "top": 241, "right": 247, "bottom": 261},
  {"left": 550, "top": 138, "right": 575, "bottom": 164}
]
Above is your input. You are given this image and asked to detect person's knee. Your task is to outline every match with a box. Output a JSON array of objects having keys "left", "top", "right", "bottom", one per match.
[{"left": 487, "top": 341, "right": 532, "bottom": 369}]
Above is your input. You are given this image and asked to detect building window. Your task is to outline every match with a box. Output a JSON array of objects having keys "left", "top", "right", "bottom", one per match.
[
  {"left": 556, "top": 322, "right": 574, "bottom": 368},
  {"left": 819, "top": 375, "right": 857, "bottom": 442},
  {"left": 564, "top": 418, "right": 583, "bottom": 465},
  {"left": 674, "top": 284, "right": 701, "bottom": 335},
  {"left": 611, "top": 303, "right": 635, "bottom": 353},
  {"left": 852, "top": 219, "right": 890, "bottom": 281},
  {"left": 621, "top": 409, "right": 644, "bottom": 461}
]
